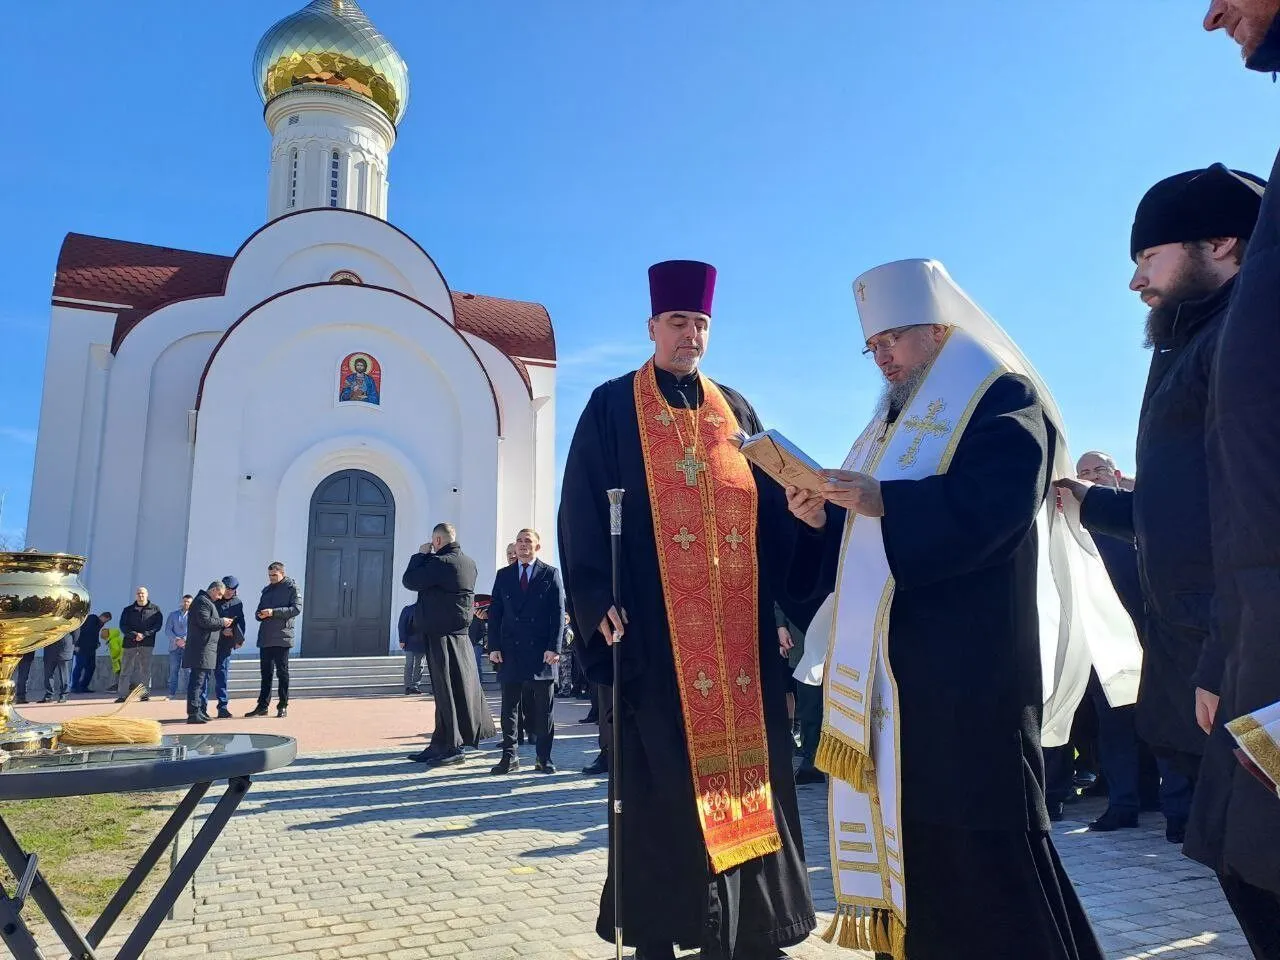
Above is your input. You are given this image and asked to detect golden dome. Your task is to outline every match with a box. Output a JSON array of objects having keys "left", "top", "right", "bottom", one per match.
[{"left": 253, "top": 0, "right": 409, "bottom": 126}]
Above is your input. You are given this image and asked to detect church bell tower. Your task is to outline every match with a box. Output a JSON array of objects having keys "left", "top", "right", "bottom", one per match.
[{"left": 253, "top": 0, "right": 410, "bottom": 221}]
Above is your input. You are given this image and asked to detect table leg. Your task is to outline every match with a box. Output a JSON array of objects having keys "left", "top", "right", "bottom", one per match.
[
  {"left": 0, "top": 886, "right": 49, "bottom": 960},
  {"left": 0, "top": 815, "right": 98, "bottom": 960},
  {"left": 113, "top": 775, "right": 252, "bottom": 960},
  {"left": 87, "top": 781, "right": 211, "bottom": 947}
]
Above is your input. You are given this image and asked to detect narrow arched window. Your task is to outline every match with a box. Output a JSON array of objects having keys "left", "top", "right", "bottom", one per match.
[
  {"left": 288, "top": 148, "right": 299, "bottom": 209},
  {"left": 329, "top": 150, "right": 341, "bottom": 207}
]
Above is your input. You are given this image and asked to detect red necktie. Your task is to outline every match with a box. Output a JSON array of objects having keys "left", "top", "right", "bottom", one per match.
[{"left": 520, "top": 564, "right": 529, "bottom": 591}]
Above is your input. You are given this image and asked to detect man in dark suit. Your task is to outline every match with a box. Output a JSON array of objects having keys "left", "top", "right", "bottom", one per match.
[{"left": 487, "top": 528, "right": 566, "bottom": 774}]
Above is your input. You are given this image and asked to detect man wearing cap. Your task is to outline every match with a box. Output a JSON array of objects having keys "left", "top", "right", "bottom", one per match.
[
  {"left": 1058, "top": 165, "right": 1264, "bottom": 845},
  {"left": 559, "top": 261, "right": 817, "bottom": 959},
  {"left": 1189, "top": 6, "right": 1280, "bottom": 952},
  {"left": 788, "top": 260, "right": 1141, "bottom": 959},
  {"left": 204, "top": 575, "right": 245, "bottom": 719}
]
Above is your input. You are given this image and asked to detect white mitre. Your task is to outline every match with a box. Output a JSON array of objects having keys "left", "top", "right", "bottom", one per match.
[{"left": 850, "top": 258, "right": 1143, "bottom": 746}]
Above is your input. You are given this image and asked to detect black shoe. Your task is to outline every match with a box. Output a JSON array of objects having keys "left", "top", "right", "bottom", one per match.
[
  {"left": 198, "top": 711, "right": 212, "bottom": 722},
  {"left": 408, "top": 747, "right": 445, "bottom": 763},
  {"left": 1048, "top": 802, "right": 1065, "bottom": 823},
  {"left": 140, "top": 694, "right": 150, "bottom": 702},
  {"left": 245, "top": 706, "right": 268, "bottom": 717},
  {"left": 1166, "top": 817, "right": 1187, "bottom": 844},
  {"left": 795, "top": 767, "right": 826, "bottom": 785},
  {"left": 187, "top": 713, "right": 208, "bottom": 724},
  {"left": 405, "top": 687, "right": 421, "bottom": 695},
  {"left": 581, "top": 755, "right": 608, "bottom": 776},
  {"left": 635, "top": 945, "right": 676, "bottom": 960},
  {"left": 1073, "top": 770, "right": 1097, "bottom": 789},
  {"left": 535, "top": 760, "right": 556, "bottom": 774},
  {"left": 582, "top": 709, "right": 598, "bottom": 723},
  {"left": 1088, "top": 808, "right": 1139, "bottom": 832},
  {"left": 432, "top": 750, "right": 465, "bottom": 767},
  {"left": 113, "top": 697, "right": 126, "bottom": 703},
  {"left": 490, "top": 756, "right": 520, "bottom": 774},
  {"left": 39, "top": 695, "right": 53, "bottom": 703},
  {"left": 277, "top": 707, "right": 287, "bottom": 718},
  {"left": 216, "top": 709, "right": 233, "bottom": 719},
  {"left": 57, "top": 695, "right": 68, "bottom": 703}
]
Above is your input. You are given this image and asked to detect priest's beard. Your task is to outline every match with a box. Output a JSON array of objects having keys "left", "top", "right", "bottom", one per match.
[
  {"left": 1144, "top": 246, "right": 1221, "bottom": 347},
  {"left": 880, "top": 360, "right": 932, "bottom": 421}
]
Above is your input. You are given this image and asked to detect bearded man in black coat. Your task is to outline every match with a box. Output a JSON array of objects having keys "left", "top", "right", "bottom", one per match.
[
  {"left": 1058, "top": 164, "right": 1264, "bottom": 845},
  {"left": 1185, "top": 6, "right": 1280, "bottom": 955}
]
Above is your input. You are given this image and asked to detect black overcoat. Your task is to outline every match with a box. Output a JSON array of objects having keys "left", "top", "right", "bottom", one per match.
[
  {"left": 1186, "top": 22, "right": 1280, "bottom": 896},
  {"left": 1079, "top": 281, "right": 1230, "bottom": 768},
  {"left": 183, "top": 591, "right": 223, "bottom": 671}
]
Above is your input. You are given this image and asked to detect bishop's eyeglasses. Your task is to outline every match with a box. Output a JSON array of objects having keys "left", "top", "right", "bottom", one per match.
[{"left": 862, "top": 324, "right": 925, "bottom": 357}]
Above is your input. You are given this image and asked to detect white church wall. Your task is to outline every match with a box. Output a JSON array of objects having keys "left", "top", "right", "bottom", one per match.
[
  {"left": 464, "top": 335, "right": 537, "bottom": 576},
  {"left": 134, "top": 332, "right": 220, "bottom": 648},
  {"left": 27, "top": 305, "right": 115, "bottom": 555},
  {"left": 185, "top": 284, "right": 501, "bottom": 656},
  {"left": 86, "top": 298, "right": 223, "bottom": 615},
  {"left": 222, "top": 210, "right": 453, "bottom": 322},
  {"left": 527, "top": 364, "right": 559, "bottom": 566}
]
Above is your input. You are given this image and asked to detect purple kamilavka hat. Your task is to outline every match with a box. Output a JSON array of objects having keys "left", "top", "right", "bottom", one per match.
[{"left": 648, "top": 260, "right": 716, "bottom": 317}]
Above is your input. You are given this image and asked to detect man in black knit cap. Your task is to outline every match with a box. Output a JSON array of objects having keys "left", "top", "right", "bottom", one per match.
[{"left": 1059, "top": 164, "right": 1265, "bottom": 847}]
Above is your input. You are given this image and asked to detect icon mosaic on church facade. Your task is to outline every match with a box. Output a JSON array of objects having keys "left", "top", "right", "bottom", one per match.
[{"left": 338, "top": 352, "right": 381, "bottom": 405}]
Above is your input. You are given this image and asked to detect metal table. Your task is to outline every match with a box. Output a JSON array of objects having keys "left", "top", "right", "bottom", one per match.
[{"left": 0, "top": 732, "right": 296, "bottom": 960}]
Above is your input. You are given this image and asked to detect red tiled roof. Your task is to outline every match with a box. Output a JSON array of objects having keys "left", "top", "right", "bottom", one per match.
[{"left": 52, "top": 233, "right": 556, "bottom": 362}]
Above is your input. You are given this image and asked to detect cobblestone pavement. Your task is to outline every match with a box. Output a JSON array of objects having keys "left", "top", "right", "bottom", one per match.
[{"left": 34, "top": 701, "right": 1252, "bottom": 959}]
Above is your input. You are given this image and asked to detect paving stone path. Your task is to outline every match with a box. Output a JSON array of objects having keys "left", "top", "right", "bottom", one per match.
[{"left": 33, "top": 701, "right": 1252, "bottom": 959}]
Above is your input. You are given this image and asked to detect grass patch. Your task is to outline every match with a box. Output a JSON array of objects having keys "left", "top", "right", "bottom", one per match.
[{"left": 1, "top": 791, "right": 181, "bottom": 920}]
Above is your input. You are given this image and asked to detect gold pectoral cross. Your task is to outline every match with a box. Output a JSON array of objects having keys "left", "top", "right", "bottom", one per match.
[
  {"left": 898, "top": 399, "right": 951, "bottom": 469},
  {"left": 675, "top": 447, "right": 707, "bottom": 486}
]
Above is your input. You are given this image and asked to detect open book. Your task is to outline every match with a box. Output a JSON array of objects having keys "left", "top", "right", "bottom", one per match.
[{"left": 732, "top": 429, "right": 827, "bottom": 492}]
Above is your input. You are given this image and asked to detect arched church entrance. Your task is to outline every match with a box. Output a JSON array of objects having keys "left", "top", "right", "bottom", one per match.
[{"left": 301, "top": 469, "right": 395, "bottom": 658}]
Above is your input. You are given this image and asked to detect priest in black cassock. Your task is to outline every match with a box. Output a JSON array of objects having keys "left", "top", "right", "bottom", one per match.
[
  {"left": 787, "top": 259, "right": 1138, "bottom": 960},
  {"left": 558, "top": 260, "right": 816, "bottom": 960}
]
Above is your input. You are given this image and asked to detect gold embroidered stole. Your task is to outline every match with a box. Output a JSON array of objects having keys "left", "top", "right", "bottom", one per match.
[
  {"left": 633, "top": 361, "right": 781, "bottom": 873},
  {"left": 819, "top": 331, "right": 1004, "bottom": 959}
]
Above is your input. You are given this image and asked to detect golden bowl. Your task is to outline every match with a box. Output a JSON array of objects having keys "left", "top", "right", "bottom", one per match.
[{"left": 0, "top": 552, "right": 92, "bottom": 750}]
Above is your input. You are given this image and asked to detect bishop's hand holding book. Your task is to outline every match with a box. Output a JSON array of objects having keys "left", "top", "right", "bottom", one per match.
[{"left": 733, "top": 429, "right": 884, "bottom": 523}]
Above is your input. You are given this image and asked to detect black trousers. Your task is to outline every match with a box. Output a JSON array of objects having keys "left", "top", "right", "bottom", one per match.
[
  {"left": 793, "top": 682, "right": 822, "bottom": 768},
  {"left": 500, "top": 679, "right": 554, "bottom": 762},
  {"left": 186, "top": 667, "right": 209, "bottom": 717},
  {"left": 257, "top": 647, "right": 290, "bottom": 707},
  {"left": 1219, "top": 871, "right": 1280, "bottom": 959}
]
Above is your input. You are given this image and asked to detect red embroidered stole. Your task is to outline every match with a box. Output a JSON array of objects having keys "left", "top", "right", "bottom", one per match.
[{"left": 633, "top": 361, "right": 781, "bottom": 873}]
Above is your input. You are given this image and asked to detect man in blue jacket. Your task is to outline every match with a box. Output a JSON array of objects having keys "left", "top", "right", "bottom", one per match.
[{"left": 487, "top": 528, "right": 565, "bottom": 774}]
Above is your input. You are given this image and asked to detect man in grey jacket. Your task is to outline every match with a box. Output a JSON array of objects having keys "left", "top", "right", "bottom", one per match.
[{"left": 246, "top": 561, "right": 301, "bottom": 719}]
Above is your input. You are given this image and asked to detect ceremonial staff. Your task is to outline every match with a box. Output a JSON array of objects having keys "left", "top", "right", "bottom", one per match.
[{"left": 606, "top": 487, "right": 625, "bottom": 960}]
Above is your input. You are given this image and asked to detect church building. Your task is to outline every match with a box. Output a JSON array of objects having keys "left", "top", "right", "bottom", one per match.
[{"left": 26, "top": 0, "right": 557, "bottom": 659}]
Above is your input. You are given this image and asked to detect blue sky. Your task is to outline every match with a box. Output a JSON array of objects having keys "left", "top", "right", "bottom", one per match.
[{"left": 1, "top": 1, "right": 1275, "bottom": 543}]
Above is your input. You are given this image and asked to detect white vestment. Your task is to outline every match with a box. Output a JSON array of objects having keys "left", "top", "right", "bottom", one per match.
[{"left": 814, "top": 259, "right": 1142, "bottom": 956}]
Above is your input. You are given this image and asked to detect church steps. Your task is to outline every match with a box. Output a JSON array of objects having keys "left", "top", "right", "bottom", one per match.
[{"left": 224, "top": 654, "right": 499, "bottom": 698}]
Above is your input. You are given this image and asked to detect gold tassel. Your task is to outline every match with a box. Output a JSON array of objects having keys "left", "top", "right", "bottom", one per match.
[
  {"left": 822, "top": 905, "right": 906, "bottom": 958},
  {"left": 815, "top": 732, "right": 876, "bottom": 791},
  {"left": 60, "top": 685, "right": 162, "bottom": 746},
  {"left": 708, "top": 833, "right": 783, "bottom": 874}
]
